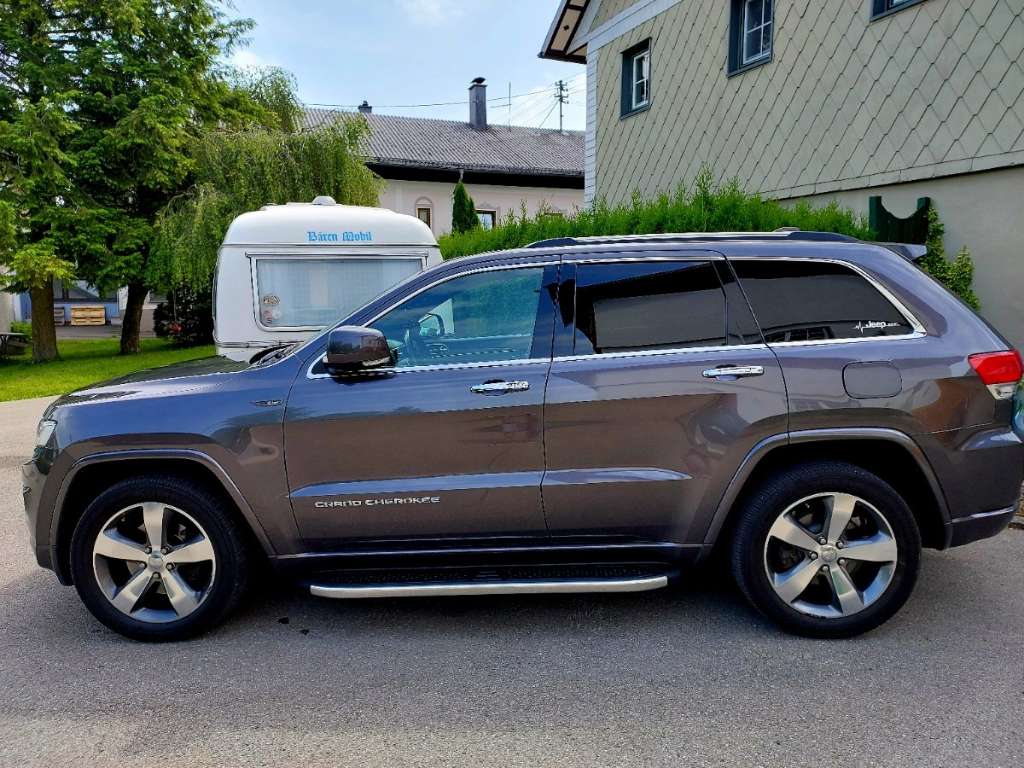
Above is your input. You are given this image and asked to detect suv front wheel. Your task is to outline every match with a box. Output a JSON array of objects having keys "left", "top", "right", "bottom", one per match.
[
  {"left": 731, "top": 461, "right": 921, "bottom": 638},
  {"left": 70, "top": 476, "right": 250, "bottom": 642}
]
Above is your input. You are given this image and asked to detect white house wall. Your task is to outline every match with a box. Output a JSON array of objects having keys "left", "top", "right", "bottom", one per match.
[
  {"left": 376, "top": 179, "right": 584, "bottom": 235},
  {"left": 793, "top": 164, "right": 1024, "bottom": 350}
]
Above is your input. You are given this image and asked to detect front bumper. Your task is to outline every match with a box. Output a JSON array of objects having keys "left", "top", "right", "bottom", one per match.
[
  {"left": 22, "top": 453, "right": 57, "bottom": 575},
  {"left": 947, "top": 504, "right": 1019, "bottom": 548}
]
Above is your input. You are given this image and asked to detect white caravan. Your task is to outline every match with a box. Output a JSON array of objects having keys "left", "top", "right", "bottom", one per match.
[{"left": 215, "top": 196, "right": 441, "bottom": 361}]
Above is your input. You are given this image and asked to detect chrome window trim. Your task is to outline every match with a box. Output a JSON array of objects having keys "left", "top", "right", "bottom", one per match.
[
  {"left": 764, "top": 330, "right": 926, "bottom": 348},
  {"left": 308, "top": 356, "right": 551, "bottom": 380},
  {"left": 575, "top": 254, "right": 723, "bottom": 264},
  {"left": 303, "top": 252, "right": 929, "bottom": 379},
  {"left": 553, "top": 342, "right": 768, "bottom": 364},
  {"left": 305, "top": 261, "right": 554, "bottom": 380}
]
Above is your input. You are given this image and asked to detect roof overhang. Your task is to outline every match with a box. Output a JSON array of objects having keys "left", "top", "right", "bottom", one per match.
[
  {"left": 539, "top": 0, "right": 590, "bottom": 62},
  {"left": 369, "top": 163, "right": 584, "bottom": 190}
]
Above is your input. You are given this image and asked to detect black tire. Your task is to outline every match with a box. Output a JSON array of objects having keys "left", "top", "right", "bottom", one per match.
[
  {"left": 730, "top": 461, "right": 921, "bottom": 639},
  {"left": 70, "top": 476, "right": 251, "bottom": 642}
]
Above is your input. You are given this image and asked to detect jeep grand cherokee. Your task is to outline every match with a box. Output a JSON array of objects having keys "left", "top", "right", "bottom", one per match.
[{"left": 23, "top": 231, "right": 1024, "bottom": 641}]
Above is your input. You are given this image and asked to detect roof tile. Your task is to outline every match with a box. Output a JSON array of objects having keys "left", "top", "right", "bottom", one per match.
[{"left": 303, "top": 108, "right": 584, "bottom": 178}]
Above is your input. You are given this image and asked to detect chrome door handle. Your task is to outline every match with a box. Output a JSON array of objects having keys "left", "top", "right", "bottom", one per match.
[
  {"left": 470, "top": 380, "right": 530, "bottom": 394},
  {"left": 702, "top": 365, "right": 765, "bottom": 379}
]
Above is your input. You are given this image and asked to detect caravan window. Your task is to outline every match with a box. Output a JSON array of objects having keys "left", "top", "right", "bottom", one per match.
[{"left": 255, "top": 257, "right": 423, "bottom": 329}]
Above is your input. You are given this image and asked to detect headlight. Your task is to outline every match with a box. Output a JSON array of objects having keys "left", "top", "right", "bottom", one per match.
[{"left": 35, "top": 419, "right": 57, "bottom": 448}]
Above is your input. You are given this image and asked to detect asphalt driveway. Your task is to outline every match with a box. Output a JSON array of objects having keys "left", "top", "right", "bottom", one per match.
[{"left": 0, "top": 397, "right": 1021, "bottom": 767}]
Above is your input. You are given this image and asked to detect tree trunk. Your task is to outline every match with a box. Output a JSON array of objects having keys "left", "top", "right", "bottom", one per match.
[
  {"left": 29, "top": 284, "right": 59, "bottom": 363},
  {"left": 120, "top": 281, "right": 148, "bottom": 355}
]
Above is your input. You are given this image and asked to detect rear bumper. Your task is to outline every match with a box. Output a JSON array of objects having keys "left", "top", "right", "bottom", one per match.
[{"left": 947, "top": 504, "right": 1019, "bottom": 548}]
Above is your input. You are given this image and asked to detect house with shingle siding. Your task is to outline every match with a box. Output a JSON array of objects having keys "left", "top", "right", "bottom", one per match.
[
  {"left": 540, "top": 0, "right": 1024, "bottom": 346},
  {"left": 305, "top": 78, "right": 584, "bottom": 235}
]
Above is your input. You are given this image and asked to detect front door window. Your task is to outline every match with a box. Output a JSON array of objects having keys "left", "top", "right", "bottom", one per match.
[{"left": 370, "top": 267, "right": 547, "bottom": 368}]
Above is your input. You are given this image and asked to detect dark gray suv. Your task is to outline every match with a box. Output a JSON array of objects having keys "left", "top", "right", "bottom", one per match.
[{"left": 22, "top": 231, "right": 1024, "bottom": 641}]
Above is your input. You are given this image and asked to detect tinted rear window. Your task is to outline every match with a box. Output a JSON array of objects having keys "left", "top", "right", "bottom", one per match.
[
  {"left": 731, "top": 260, "right": 914, "bottom": 342},
  {"left": 574, "top": 261, "right": 727, "bottom": 354}
]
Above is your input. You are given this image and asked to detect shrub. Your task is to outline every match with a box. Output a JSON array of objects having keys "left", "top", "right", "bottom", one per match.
[
  {"left": 10, "top": 320, "right": 31, "bottom": 340},
  {"left": 153, "top": 286, "right": 214, "bottom": 347},
  {"left": 451, "top": 180, "right": 480, "bottom": 234},
  {"left": 919, "top": 206, "right": 980, "bottom": 310},
  {"left": 438, "top": 169, "right": 874, "bottom": 259}
]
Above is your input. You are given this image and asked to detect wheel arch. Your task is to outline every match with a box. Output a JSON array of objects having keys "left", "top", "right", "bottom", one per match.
[
  {"left": 702, "top": 428, "right": 951, "bottom": 561},
  {"left": 51, "top": 450, "right": 275, "bottom": 585}
]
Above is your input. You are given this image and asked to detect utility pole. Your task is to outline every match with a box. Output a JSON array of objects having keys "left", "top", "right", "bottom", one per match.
[{"left": 555, "top": 79, "right": 568, "bottom": 132}]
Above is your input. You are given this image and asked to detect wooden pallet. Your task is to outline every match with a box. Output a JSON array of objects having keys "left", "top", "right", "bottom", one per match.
[{"left": 70, "top": 305, "right": 106, "bottom": 326}]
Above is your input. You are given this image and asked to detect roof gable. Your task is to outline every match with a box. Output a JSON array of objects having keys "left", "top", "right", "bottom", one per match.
[{"left": 539, "top": 0, "right": 592, "bottom": 62}]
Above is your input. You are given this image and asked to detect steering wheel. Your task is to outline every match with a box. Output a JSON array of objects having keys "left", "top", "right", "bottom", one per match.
[{"left": 402, "top": 323, "right": 431, "bottom": 366}]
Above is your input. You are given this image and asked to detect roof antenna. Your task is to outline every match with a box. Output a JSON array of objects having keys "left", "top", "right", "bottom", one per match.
[{"left": 507, "top": 81, "right": 511, "bottom": 131}]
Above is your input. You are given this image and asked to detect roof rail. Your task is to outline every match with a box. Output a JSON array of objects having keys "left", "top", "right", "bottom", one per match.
[{"left": 525, "top": 230, "right": 859, "bottom": 249}]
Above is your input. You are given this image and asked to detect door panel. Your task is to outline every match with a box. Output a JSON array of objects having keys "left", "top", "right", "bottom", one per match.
[
  {"left": 541, "top": 257, "right": 788, "bottom": 545},
  {"left": 543, "top": 347, "right": 787, "bottom": 543},
  {"left": 285, "top": 263, "right": 557, "bottom": 548},
  {"left": 285, "top": 362, "right": 549, "bottom": 546}
]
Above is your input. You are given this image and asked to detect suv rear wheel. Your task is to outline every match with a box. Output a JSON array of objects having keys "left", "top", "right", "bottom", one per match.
[
  {"left": 731, "top": 461, "right": 921, "bottom": 638},
  {"left": 70, "top": 476, "right": 250, "bottom": 642}
]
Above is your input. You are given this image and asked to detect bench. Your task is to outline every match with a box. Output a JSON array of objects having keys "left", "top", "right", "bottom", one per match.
[{"left": 0, "top": 332, "right": 28, "bottom": 358}]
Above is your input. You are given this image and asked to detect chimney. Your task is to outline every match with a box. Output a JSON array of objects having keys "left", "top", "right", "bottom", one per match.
[
  {"left": 469, "top": 77, "right": 487, "bottom": 130},
  {"left": 358, "top": 100, "right": 372, "bottom": 115}
]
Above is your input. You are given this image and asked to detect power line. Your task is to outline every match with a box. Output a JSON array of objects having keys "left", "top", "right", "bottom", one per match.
[
  {"left": 305, "top": 84, "right": 556, "bottom": 110},
  {"left": 305, "top": 73, "right": 587, "bottom": 111},
  {"left": 537, "top": 99, "right": 559, "bottom": 129}
]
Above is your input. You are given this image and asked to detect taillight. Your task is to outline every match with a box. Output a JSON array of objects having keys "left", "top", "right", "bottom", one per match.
[{"left": 969, "top": 350, "right": 1023, "bottom": 400}]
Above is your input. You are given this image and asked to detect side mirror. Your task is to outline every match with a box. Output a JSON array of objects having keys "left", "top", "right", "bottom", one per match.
[{"left": 324, "top": 326, "right": 394, "bottom": 376}]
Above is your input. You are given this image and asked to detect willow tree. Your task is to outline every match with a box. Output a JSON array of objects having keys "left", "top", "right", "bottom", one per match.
[{"left": 151, "top": 119, "right": 381, "bottom": 290}]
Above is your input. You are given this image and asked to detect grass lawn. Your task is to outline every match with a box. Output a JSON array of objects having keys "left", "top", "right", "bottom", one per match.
[{"left": 0, "top": 338, "right": 215, "bottom": 403}]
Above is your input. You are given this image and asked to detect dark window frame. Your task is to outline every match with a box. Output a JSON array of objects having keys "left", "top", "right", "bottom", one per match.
[
  {"left": 870, "top": 0, "right": 928, "bottom": 22},
  {"left": 727, "top": 0, "right": 773, "bottom": 77},
  {"left": 475, "top": 209, "right": 497, "bottom": 230},
  {"left": 620, "top": 39, "right": 652, "bottom": 118}
]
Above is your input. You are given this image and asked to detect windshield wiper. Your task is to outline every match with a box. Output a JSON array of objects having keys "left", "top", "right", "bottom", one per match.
[{"left": 249, "top": 343, "right": 297, "bottom": 366}]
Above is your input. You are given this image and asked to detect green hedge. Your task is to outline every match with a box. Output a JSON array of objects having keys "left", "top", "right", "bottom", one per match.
[{"left": 439, "top": 170, "right": 873, "bottom": 259}]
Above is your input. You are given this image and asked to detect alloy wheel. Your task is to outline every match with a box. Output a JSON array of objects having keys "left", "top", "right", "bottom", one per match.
[
  {"left": 92, "top": 502, "right": 217, "bottom": 623},
  {"left": 763, "top": 492, "right": 898, "bottom": 619}
]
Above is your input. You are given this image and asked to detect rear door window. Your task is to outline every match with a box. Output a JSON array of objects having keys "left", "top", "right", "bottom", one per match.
[
  {"left": 730, "top": 260, "right": 915, "bottom": 342},
  {"left": 572, "top": 261, "right": 728, "bottom": 354}
]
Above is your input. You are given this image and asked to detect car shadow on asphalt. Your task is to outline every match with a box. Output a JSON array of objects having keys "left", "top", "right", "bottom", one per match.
[{"left": 0, "top": 539, "right": 1012, "bottom": 653}]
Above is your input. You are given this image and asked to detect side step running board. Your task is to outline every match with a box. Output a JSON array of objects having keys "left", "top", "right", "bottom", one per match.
[{"left": 310, "top": 575, "right": 668, "bottom": 599}]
